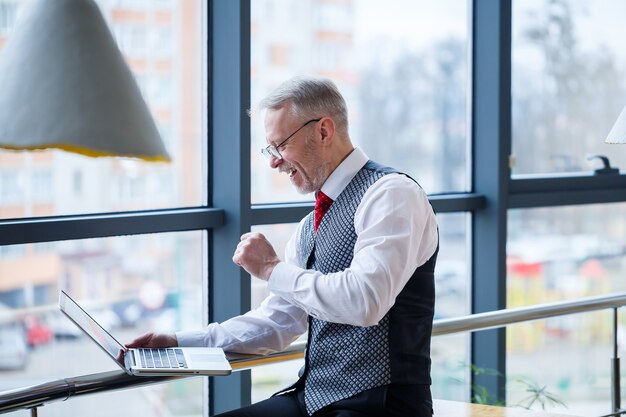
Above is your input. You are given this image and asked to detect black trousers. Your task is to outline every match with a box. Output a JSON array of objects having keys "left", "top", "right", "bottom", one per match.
[{"left": 214, "top": 384, "right": 433, "bottom": 417}]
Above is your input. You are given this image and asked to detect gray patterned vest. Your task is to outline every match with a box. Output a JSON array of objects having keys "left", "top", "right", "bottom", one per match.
[{"left": 295, "top": 161, "right": 438, "bottom": 415}]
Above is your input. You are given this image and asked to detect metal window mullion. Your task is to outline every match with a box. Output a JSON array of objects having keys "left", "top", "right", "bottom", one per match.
[
  {"left": 250, "top": 194, "right": 488, "bottom": 226},
  {"left": 509, "top": 174, "right": 626, "bottom": 209},
  {"left": 208, "top": 0, "right": 252, "bottom": 414},
  {"left": 471, "top": 0, "right": 511, "bottom": 403},
  {"left": 0, "top": 207, "right": 224, "bottom": 245}
]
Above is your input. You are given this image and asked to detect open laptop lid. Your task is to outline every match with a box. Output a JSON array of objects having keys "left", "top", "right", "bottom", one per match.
[{"left": 58, "top": 290, "right": 129, "bottom": 374}]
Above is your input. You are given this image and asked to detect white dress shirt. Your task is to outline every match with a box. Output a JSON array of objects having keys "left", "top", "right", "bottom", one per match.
[{"left": 176, "top": 148, "right": 438, "bottom": 355}]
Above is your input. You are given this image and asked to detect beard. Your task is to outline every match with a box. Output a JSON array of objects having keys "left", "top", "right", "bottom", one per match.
[
  {"left": 280, "top": 134, "right": 328, "bottom": 194},
  {"left": 279, "top": 161, "right": 325, "bottom": 194},
  {"left": 295, "top": 163, "right": 327, "bottom": 194}
]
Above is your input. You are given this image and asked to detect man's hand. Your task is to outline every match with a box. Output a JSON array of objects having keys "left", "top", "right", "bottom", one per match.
[
  {"left": 125, "top": 332, "right": 178, "bottom": 349},
  {"left": 232, "top": 232, "right": 280, "bottom": 280}
]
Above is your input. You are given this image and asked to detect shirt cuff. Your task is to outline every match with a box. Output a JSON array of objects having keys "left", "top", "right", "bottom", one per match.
[
  {"left": 175, "top": 328, "right": 210, "bottom": 347},
  {"left": 268, "top": 261, "right": 301, "bottom": 296}
]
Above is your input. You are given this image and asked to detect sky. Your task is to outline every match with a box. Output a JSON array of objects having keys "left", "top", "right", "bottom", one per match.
[{"left": 353, "top": 0, "right": 468, "bottom": 49}]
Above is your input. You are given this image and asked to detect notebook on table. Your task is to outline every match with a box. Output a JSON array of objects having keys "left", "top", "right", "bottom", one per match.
[{"left": 58, "top": 290, "right": 231, "bottom": 377}]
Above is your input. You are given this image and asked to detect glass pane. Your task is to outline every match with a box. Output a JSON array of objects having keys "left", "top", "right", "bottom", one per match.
[
  {"left": 512, "top": 0, "right": 626, "bottom": 175},
  {"left": 0, "top": 231, "right": 207, "bottom": 417},
  {"left": 250, "top": 0, "right": 470, "bottom": 204},
  {"left": 0, "top": 0, "right": 205, "bottom": 218},
  {"left": 250, "top": 213, "right": 470, "bottom": 402},
  {"left": 507, "top": 203, "right": 626, "bottom": 414},
  {"left": 431, "top": 213, "right": 471, "bottom": 402},
  {"left": 249, "top": 223, "right": 303, "bottom": 403},
  {"left": 507, "top": 312, "right": 614, "bottom": 416}
]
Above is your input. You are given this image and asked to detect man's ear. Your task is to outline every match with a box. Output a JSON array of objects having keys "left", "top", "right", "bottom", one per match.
[{"left": 319, "top": 117, "right": 336, "bottom": 145}]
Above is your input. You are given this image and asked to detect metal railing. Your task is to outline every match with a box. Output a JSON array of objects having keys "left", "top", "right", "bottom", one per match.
[{"left": 2, "top": 292, "right": 626, "bottom": 416}]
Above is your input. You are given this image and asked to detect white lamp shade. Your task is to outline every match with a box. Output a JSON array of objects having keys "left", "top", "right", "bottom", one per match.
[
  {"left": 0, "top": 0, "right": 170, "bottom": 161},
  {"left": 606, "top": 105, "right": 626, "bottom": 144}
]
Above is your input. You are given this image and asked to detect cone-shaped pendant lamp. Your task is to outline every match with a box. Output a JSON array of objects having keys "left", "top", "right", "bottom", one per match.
[
  {"left": 606, "top": 105, "right": 626, "bottom": 144},
  {"left": 0, "top": 0, "right": 170, "bottom": 161}
]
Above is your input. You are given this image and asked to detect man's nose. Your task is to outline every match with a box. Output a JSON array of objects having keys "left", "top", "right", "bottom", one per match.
[{"left": 269, "top": 154, "right": 282, "bottom": 169}]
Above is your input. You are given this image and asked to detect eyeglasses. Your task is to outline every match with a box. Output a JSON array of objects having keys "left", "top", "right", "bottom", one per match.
[{"left": 261, "top": 118, "right": 321, "bottom": 160}]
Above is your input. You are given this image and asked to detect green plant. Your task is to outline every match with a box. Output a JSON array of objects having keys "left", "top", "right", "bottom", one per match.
[{"left": 510, "top": 376, "right": 567, "bottom": 411}]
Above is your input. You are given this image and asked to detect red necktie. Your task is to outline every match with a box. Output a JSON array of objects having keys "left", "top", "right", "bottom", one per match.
[{"left": 314, "top": 191, "right": 333, "bottom": 232}]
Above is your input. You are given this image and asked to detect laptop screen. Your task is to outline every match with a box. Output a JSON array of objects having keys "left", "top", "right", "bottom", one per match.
[{"left": 59, "top": 290, "right": 126, "bottom": 366}]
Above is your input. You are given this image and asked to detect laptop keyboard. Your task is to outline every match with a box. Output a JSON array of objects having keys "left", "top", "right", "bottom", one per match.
[{"left": 138, "top": 348, "right": 188, "bottom": 369}]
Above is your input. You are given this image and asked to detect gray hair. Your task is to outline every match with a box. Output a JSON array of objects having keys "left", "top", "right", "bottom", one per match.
[{"left": 258, "top": 75, "right": 349, "bottom": 137}]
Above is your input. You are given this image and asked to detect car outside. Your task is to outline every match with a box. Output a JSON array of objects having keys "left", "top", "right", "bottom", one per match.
[
  {"left": 0, "top": 324, "right": 29, "bottom": 370},
  {"left": 22, "top": 315, "right": 53, "bottom": 348},
  {"left": 46, "top": 312, "right": 82, "bottom": 340}
]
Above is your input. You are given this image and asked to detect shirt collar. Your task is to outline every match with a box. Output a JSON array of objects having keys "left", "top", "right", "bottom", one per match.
[{"left": 319, "top": 147, "right": 368, "bottom": 200}]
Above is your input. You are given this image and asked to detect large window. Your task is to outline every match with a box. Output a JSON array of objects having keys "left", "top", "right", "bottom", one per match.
[
  {"left": 512, "top": 0, "right": 626, "bottom": 175},
  {"left": 0, "top": 0, "right": 204, "bottom": 219},
  {"left": 507, "top": 203, "right": 626, "bottom": 414},
  {"left": 249, "top": 0, "right": 471, "bottom": 404},
  {"left": 250, "top": 0, "right": 470, "bottom": 204},
  {"left": 0, "top": 232, "right": 206, "bottom": 417},
  {"left": 508, "top": 0, "right": 626, "bottom": 414},
  {"left": 0, "top": 0, "right": 207, "bottom": 416},
  {"left": 250, "top": 215, "right": 471, "bottom": 403}
]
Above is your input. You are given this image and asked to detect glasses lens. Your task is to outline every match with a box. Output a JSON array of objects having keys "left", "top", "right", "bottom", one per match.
[{"left": 261, "top": 146, "right": 281, "bottom": 160}]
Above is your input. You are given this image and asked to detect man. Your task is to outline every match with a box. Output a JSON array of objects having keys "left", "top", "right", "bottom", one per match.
[{"left": 127, "top": 76, "right": 438, "bottom": 416}]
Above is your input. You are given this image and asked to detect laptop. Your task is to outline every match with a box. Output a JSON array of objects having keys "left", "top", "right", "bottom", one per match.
[{"left": 58, "top": 290, "right": 232, "bottom": 377}]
